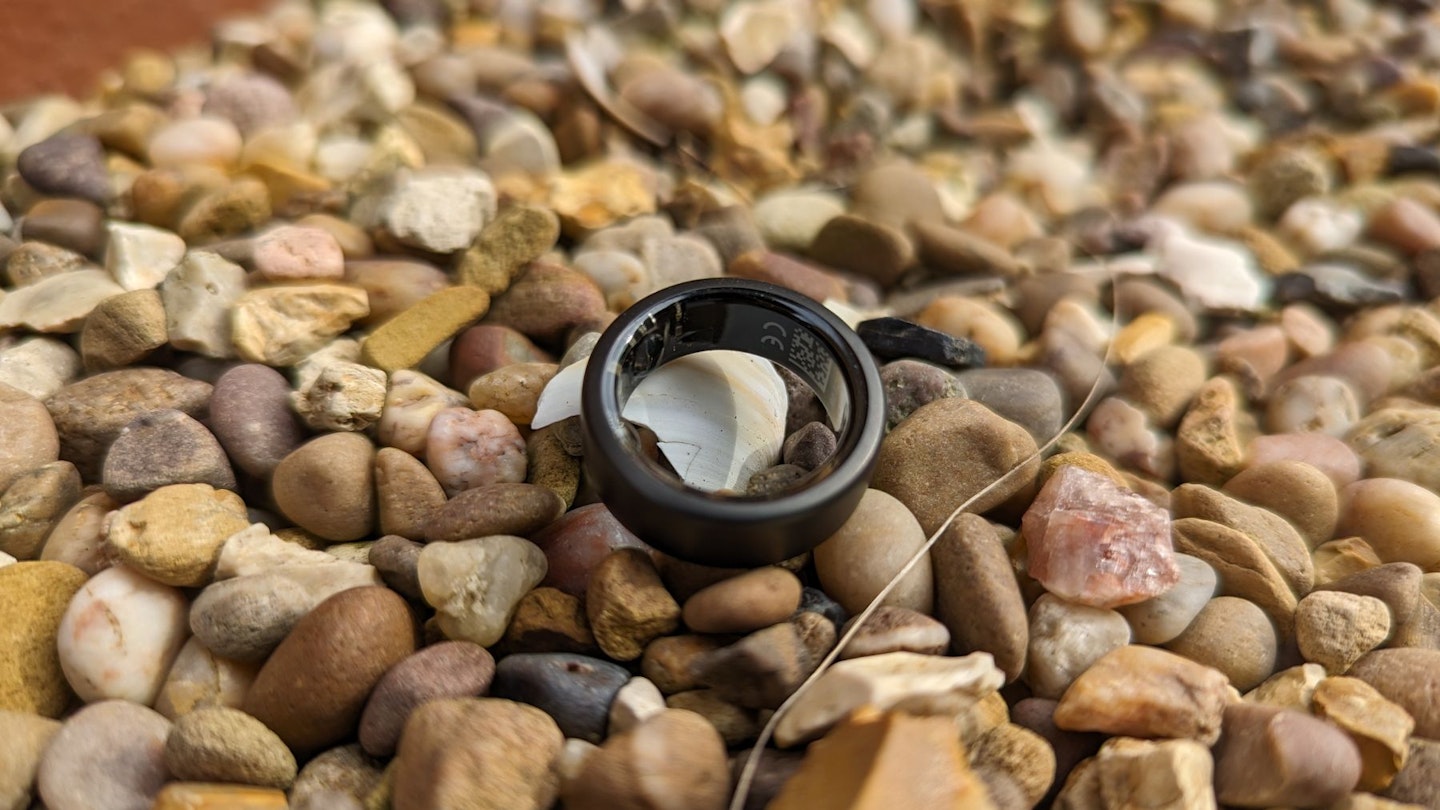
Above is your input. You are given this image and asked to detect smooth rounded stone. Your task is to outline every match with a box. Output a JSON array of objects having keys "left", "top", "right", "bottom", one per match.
[
  {"left": 607, "top": 676, "right": 666, "bottom": 737},
  {"left": 753, "top": 188, "right": 846, "bottom": 251},
  {"left": 392, "top": 698, "right": 562, "bottom": 810},
  {"left": 101, "top": 411, "right": 235, "bottom": 502},
  {"left": 1349, "top": 649, "right": 1440, "bottom": 740},
  {"left": 1117, "top": 345, "right": 1207, "bottom": 429},
  {"left": 175, "top": 176, "right": 273, "bottom": 244},
  {"left": 252, "top": 225, "right": 344, "bottom": 282},
  {"left": 813, "top": 489, "right": 934, "bottom": 615},
  {"left": 188, "top": 571, "right": 314, "bottom": 662},
  {"left": 529, "top": 504, "right": 649, "bottom": 597},
  {"left": 1025, "top": 595, "right": 1132, "bottom": 700},
  {"left": 147, "top": 117, "right": 243, "bottom": 169},
  {"left": 209, "top": 364, "right": 305, "bottom": 479},
  {"left": 0, "top": 337, "right": 80, "bottom": 400},
  {"left": 37, "top": 490, "right": 116, "bottom": 574},
  {"left": 37, "top": 700, "right": 171, "bottom": 810},
  {"left": 482, "top": 262, "right": 607, "bottom": 345},
  {"left": 809, "top": 213, "right": 915, "bottom": 289},
  {"left": 571, "top": 249, "right": 648, "bottom": 311},
  {"left": 847, "top": 160, "right": 944, "bottom": 231},
  {"left": 1349, "top": 408, "right": 1440, "bottom": 495},
  {"left": 374, "top": 449, "right": 445, "bottom": 542},
  {"left": 424, "top": 407, "right": 527, "bottom": 496},
  {"left": 359, "top": 641, "right": 495, "bottom": 758},
  {"left": 838, "top": 606, "right": 950, "bottom": 659},
  {"left": 1053, "top": 645, "right": 1232, "bottom": 745},
  {"left": 231, "top": 284, "right": 370, "bottom": 367},
  {"left": 1383, "top": 738, "right": 1440, "bottom": 806},
  {"left": 1213, "top": 702, "right": 1360, "bottom": 808},
  {"left": 1311, "top": 676, "right": 1415, "bottom": 793},
  {"left": 489, "top": 653, "right": 630, "bottom": 744},
  {"left": 563, "top": 708, "right": 729, "bottom": 810},
  {"left": 693, "top": 621, "right": 822, "bottom": 711},
  {"left": 1170, "top": 483, "right": 1314, "bottom": 600},
  {"left": 931, "top": 513, "right": 1028, "bottom": 680},
  {"left": 105, "top": 483, "right": 249, "bottom": 587},
  {"left": 80, "top": 289, "right": 168, "bottom": 371},
  {"left": 4, "top": 242, "right": 86, "bottom": 287},
  {"left": 877, "top": 359, "right": 962, "bottom": 430},
  {"left": 0, "top": 464, "right": 69, "bottom": 560},
  {"left": 1171, "top": 517, "right": 1300, "bottom": 636},
  {"left": 271, "top": 433, "right": 376, "bottom": 543},
  {"left": 683, "top": 566, "right": 802, "bottom": 635},
  {"left": 44, "top": 367, "right": 212, "bottom": 480},
  {"left": 155, "top": 637, "right": 259, "bottom": 720},
  {"left": 1265, "top": 374, "right": 1360, "bottom": 437},
  {"left": 913, "top": 220, "right": 1024, "bottom": 279},
  {"left": 1151, "top": 179, "right": 1254, "bottom": 233},
  {"left": 0, "top": 268, "right": 123, "bottom": 334},
  {"left": 1295, "top": 591, "right": 1391, "bottom": 675},
  {"left": 665, "top": 689, "right": 761, "bottom": 746},
  {"left": 288, "top": 744, "right": 384, "bottom": 807},
  {"left": 448, "top": 325, "right": 553, "bottom": 390},
  {"left": 1224, "top": 461, "right": 1338, "bottom": 549},
  {"left": 956, "top": 368, "right": 1066, "bottom": 443},
  {"left": 56, "top": 564, "right": 188, "bottom": 706},
  {"left": 244, "top": 586, "right": 417, "bottom": 758},
  {"left": 151, "top": 783, "right": 288, "bottom": 809},
  {"left": 1175, "top": 376, "right": 1256, "bottom": 487},
  {"left": 780, "top": 422, "right": 836, "bottom": 472},
  {"left": 0, "top": 383, "right": 57, "bottom": 495},
  {"left": 915, "top": 296, "right": 1025, "bottom": 366},
  {"left": 365, "top": 536, "right": 423, "bottom": 603},
  {"left": 640, "top": 635, "right": 722, "bottom": 696},
  {"left": 344, "top": 260, "right": 448, "bottom": 327},
  {"left": 586, "top": 548, "right": 680, "bottom": 662},
  {"left": 1248, "top": 148, "right": 1332, "bottom": 221},
  {"left": 1368, "top": 197, "right": 1440, "bottom": 255},
  {"left": 457, "top": 205, "right": 560, "bottom": 293},
  {"left": 0, "top": 709, "right": 61, "bottom": 810},
  {"left": 376, "top": 370, "right": 467, "bottom": 457},
  {"left": 969, "top": 723, "right": 1057, "bottom": 807},
  {"left": 872, "top": 397, "right": 1039, "bottom": 534},
  {"left": 1118, "top": 554, "right": 1218, "bottom": 645},
  {"left": 1337, "top": 478, "right": 1440, "bottom": 570},
  {"left": 1163, "top": 597, "right": 1278, "bottom": 692},
  {"left": 0, "top": 562, "right": 87, "bottom": 716},
  {"left": 638, "top": 233, "right": 725, "bottom": 295},
  {"left": 16, "top": 131, "right": 109, "bottom": 203},
  {"left": 1249, "top": 432, "right": 1362, "bottom": 488},
  {"left": 419, "top": 535, "right": 547, "bottom": 646},
  {"left": 1010, "top": 697, "right": 1104, "bottom": 799},
  {"left": 165, "top": 706, "right": 296, "bottom": 789},
  {"left": 466, "top": 363, "right": 558, "bottom": 427}
]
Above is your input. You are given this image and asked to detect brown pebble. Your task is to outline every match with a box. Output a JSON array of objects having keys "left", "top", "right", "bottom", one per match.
[
  {"left": 682, "top": 566, "right": 802, "bottom": 635},
  {"left": 271, "top": 433, "right": 377, "bottom": 543},
  {"left": 359, "top": 641, "right": 495, "bottom": 758},
  {"left": 375, "top": 448, "right": 447, "bottom": 542},
  {"left": 1348, "top": 648, "right": 1440, "bottom": 740},
  {"left": 586, "top": 548, "right": 681, "bottom": 662},
  {"left": 1213, "top": 702, "right": 1361, "bottom": 808},
  {"left": 426, "top": 482, "right": 564, "bottom": 543}
]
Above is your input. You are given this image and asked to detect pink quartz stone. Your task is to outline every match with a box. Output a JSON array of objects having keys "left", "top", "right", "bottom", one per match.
[
  {"left": 252, "top": 225, "right": 345, "bottom": 281},
  {"left": 1022, "top": 465, "right": 1179, "bottom": 608}
]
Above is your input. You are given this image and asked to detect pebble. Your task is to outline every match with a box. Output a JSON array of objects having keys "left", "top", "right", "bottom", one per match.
[
  {"left": 55, "top": 564, "right": 189, "bottom": 706},
  {"left": 1175, "top": 376, "right": 1254, "bottom": 486},
  {"left": 0, "top": 710, "right": 61, "bottom": 810},
  {"left": 5, "top": 242, "right": 86, "bottom": 288},
  {"left": 346, "top": 259, "right": 449, "bottom": 326},
  {"left": 877, "top": 359, "right": 962, "bottom": 430},
  {"left": 103, "top": 222, "right": 186, "bottom": 291},
  {"left": 914, "top": 296, "right": 1025, "bottom": 366},
  {"left": 207, "top": 364, "right": 305, "bottom": 478},
  {"left": 368, "top": 167, "right": 495, "bottom": 253},
  {"left": 808, "top": 215, "right": 914, "bottom": 288},
  {"left": 838, "top": 606, "right": 950, "bottom": 659},
  {"left": 1163, "top": 596, "right": 1278, "bottom": 691},
  {"left": 1052, "top": 645, "right": 1231, "bottom": 744},
  {"left": 36, "top": 700, "right": 171, "bottom": 810},
  {"left": 1367, "top": 198, "right": 1440, "bottom": 255},
  {"left": 80, "top": 289, "right": 169, "bottom": 371},
  {"left": 1311, "top": 676, "right": 1415, "bottom": 792},
  {"left": 957, "top": 368, "right": 1066, "bottom": 443},
  {"left": 1336, "top": 478, "right": 1440, "bottom": 570},
  {"left": 1349, "top": 649, "right": 1440, "bottom": 740},
  {"left": 244, "top": 586, "right": 417, "bottom": 757},
  {"left": 970, "top": 723, "right": 1057, "bottom": 807},
  {"left": 292, "top": 361, "right": 387, "bottom": 432},
  {"left": 231, "top": 283, "right": 370, "bottom": 366},
  {"left": 1213, "top": 702, "right": 1361, "bottom": 807},
  {"left": 563, "top": 709, "right": 730, "bottom": 810},
  {"left": 1349, "top": 408, "right": 1440, "bottom": 494},
  {"left": 457, "top": 205, "right": 560, "bottom": 293},
  {"left": 0, "top": 468, "right": 73, "bottom": 561},
  {"left": 1023, "top": 465, "right": 1179, "bottom": 609},
  {"left": 641, "top": 635, "right": 723, "bottom": 695},
  {"left": 586, "top": 548, "right": 681, "bottom": 661},
  {"left": 272, "top": 433, "right": 376, "bottom": 542},
  {"left": 359, "top": 641, "right": 495, "bottom": 758},
  {"left": 1118, "top": 553, "right": 1218, "bottom": 645},
  {"left": 102, "top": 411, "right": 235, "bottom": 502},
  {"left": 682, "top": 567, "right": 801, "bottom": 635},
  {"left": 1224, "top": 461, "right": 1338, "bottom": 548},
  {"left": 106, "top": 483, "right": 248, "bottom": 586},
  {"left": 0, "top": 562, "right": 88, "bottom": 716},
  {"left": 177, "top": 177, "right": 274, "bottom": 244},
  {"left": 529, "top": 504, "right": 649, "bottom": 596},
  {"left": 931, "top": 513, "right": 1029, "bottom": 680},
  {"left": 376, "top": 370, "right": 468, "bottom": 457},
  {"left": 502, "top": 586, "right": 597, "bottom": 655},
  {"left": 813, "top": 488, "right": 934, "bottom": 615},
  {"left": 490, "top": 652, "right": 630, "bottom": 743},
  {"left": 392, "top": 698, "right": 562, "bottom": 810},
  {"left": 0, "top": 384, "right": 57, "bottom": 495},
  {"left": 188, "top": 571, "right": 311, "bottom": 662},
  {"left": 425, "top": 407, "right": 527, "bottom": 496},
  {"left": 1119, "top": 345, "right": 1208, "bottom": 429},
  {"left": 418, "top": 535, "right": 547, "bottom": 646},
  {"left": 156, "top": 639, "right": 248, "bottom": 718},
  {"left": 164, "top": 706, "right": 297, "bottom": 789},
  {"left": 781, "top": 421, "right": 837, "bottom": 470},
  {"left": 152, "top": 784, "right": 288, "bottom": 809},
  {"left": 607, "top": 676, "right": 666, "bottom": 736},
  {"left": 0, "top": 269, "right": 124, "bottom": 334},
  {"left": 1295, "top": 591, "right": 1392, "bottom": 674},
  {"left": 1248, "top": 432, "right": 1362, "bottom": 488},
  {"left": 770, "top": 709, "right": 991, "bottom": 809},
  {"left": 362, "top": 286, "right": 491, "bottom": 373},
  {"left": 147, "top": 117, "right": 243, "bottom": 169},
  {"left": 1249, "top": 148, "right": 1332, "bottom": 220},
  {"left": 693, "top": 621, "right": 819, "bottom": 710},
  {"left": 753, "top": 189, "right": 846, "bottom": 251},
  {"left": 871, "top": 398, "right": 1039, "bottom": 534},
  {"left": 16, "top": 131, "right": 110, "bottom": 203},
  {"left": 1089, "top": 737, "right": 1216, "bottom": 810},
  {"left": 372, "top": 452, "right": 440, "bottom": 542},
  {"left": 366, "top": 536, "right": 424, "bottom": 602},
  {"left": 0, "top": 337, "right": 80, "bottom": 400},
  {"left": 160, "top": 251, "right": 247, "bottom": 358},
  {"left": 1026, "top": 594, "right": 1133, "bottom": 700},
  {"left": 1171, "top": 483, "right": 1314, "bottom": 600},
  {"left": 482, "top": 262, "right": 607, "bottom": 345},
  {"left": 252, "top": 225, "right": 345, "bottom": 281},
  {"left": 467, "top": 362, "right": 557, "bottom": 425},
  {"left": 36, "top": 491, "right": 115, "bottom": 575}
]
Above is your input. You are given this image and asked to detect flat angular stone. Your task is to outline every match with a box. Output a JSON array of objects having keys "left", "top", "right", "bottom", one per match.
[
  {"left": 161, "top": 252, "right": 247, "bottom": 358},
  {"left": 231, "top": 284, "right": 370, "bottom": 367},
  {"left": 1053, "top": 645, "right": 1231, "bottom": 745},
  {"left": 0, "top": 270, "right": 124, "bottom": 333},
  {"left": 1022, "top": 466, "right": 1179, "bottom": 608},
  {"left": 360, "top": 286, "right": 490, "bottom": 372},
  {"left": 1093, "top": 737, "right": 1216, "bottom": 810},
  {"left": 105, "top": 222, "right": 186, "bottom": 291},
  {"left": 856, "top": 316, "right": 986, "bottom": 369},
  {"left": 1312, "top": 676, "right": 1415, "bottom": 792}
]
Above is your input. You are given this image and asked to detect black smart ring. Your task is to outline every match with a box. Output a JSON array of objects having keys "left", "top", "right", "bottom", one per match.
[{"left": 580, "top": 277, "right": 885, "bottom": 568}]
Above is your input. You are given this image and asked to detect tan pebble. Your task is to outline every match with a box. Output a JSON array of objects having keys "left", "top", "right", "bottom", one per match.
[
  {"left": 345, "top": 260, "right": 450, "bottom": 327},
  {"left": 291, "top": 361, "right": 387, "bottom": 433},
  {"left": 1091, "top": 737, "right": 1216, "bottom": 810},
  {"left": 562, "top": 709, "right": 728, "bottom": 810},
  {"left": 376, "top": 370, "right": 468, "bottom": 458},
  {"left": 457, "top": 205, "right": 561, "bottom": 294},
  {"left": 1349, "top": 649, "right": 1440, "bottom": 741},
  {"left": 1313, "top": 537, "right": 1383, "bottom": 586},
  {"left": 105, "top": 483, "right": 251, "bottom": 587},
  {"left": 0, "top": 461, "right": 82, "bottom": 561},
  {"left": 1295, "top": 591, "right": 1391, "bottom": 675},
  {"left": 152, "top": 783, "right": 288, "bottom": 809},
  {"left": 1280, "top": 303, "right": 1336, "bottom": 359},
  {"left": 970, "top": 723, "right": 1056, "bottom": 807},
  {"left": 1224, "top": 461, "right": 1338, "bottom": 549},
  {"left": 1368, "top": 198, "right": 1440, "bottom": 255},
  {"left": 931, "top": 514, "right": 1029, "bottom": 682},
  {"left": 375, "top": 448, "right": 446, "bottom": 541},
  {"left": 231, "top": 284, "right": 370, "bottom": 367},
  {"left": 1348, "top": 408, "right": 1440, "bottom": 495},
  {"left": 1336, "top": 478, "right": 1440, "bottom": 570},
  {"left": 467, "top": 362, "right": 557, "bottom": 425},
  {"left": 0, "top": 709, "right": 62, "bottom": 810},
  {"left": 1243, "top": 663, "right": 1327, "bottom": 711},
  {"left": 549, "top": 162, "right": 656, "bottom": 235},
  {"left": 1171, "top": 518, "right": 1298, "bottom": 636},
  {"left": 526, "top": 425, "right": 580, "bottom": 509},
  {"left": 1216, "top": 325, "right": 1290, "bottom": 391},
  {"left": 1112, "top": 313, "right": 1177, "bottom": 365},
  {"left": 79, "top": 289, "right": 168, "bottom": 371},
  {"left": 1052, "top": 645, "right": 1232, "bottom": 745},
  {"left": 915, "top": 296, "right": 1025, "bottom": 365},
  {"left": 0, "top": 562, "right": 89, "bottom": 716},
  {"left": 664, "top": 689, "right": 761, "bottom": 747},
  {"left": 154, "top": 637, "right": 259, "bottom": 720},
  {"left": 682, "top": 566, "right": 801, "bottom": 635},
  {"left": 1175, "top": 376, "right": 1256, "bottom": 487},
  {"left": 393, "top": 698, "right": 562, "bottom": 810},
  {"left": 424, "top": 407, "right": 526, "bottom": 496},
  {"left": 586, "top": 548, "right": 680, "bottom": 662},
  {"left": 813, "top": 489, "right": 934, "bottom": 615},
  {"left": 177, "top": 177, "right": 273, "bottom": 244},
  {"left": 361, "top": 286, "right": 491, "bottom": 373},
  {"left": 1312, "top": 676, "right": 1415, "bottom": 792},
  {"left": 1170, "top": 484, "right": 1314, "bottom": 600},
  {"left": 502, "top": 587, "right": 596, "bottom": 655},
  {"left": 271, "top": 433, "right": 377, "bottom": 543},
  {"left": 641, "top": 635, "right": 723, "bottom": 695},
  {"left": 1247, "top": 433, "right": 1361, "bottom": 489},
  {"left": 1213, "top": 702, "right": 1361, "bottom": 808},
  {"left": 1163, "top": 596, "right": 1278, "bottom": 692},
  {"left": 1119, "top": 345, "right": 1208, "bottom": 428}
]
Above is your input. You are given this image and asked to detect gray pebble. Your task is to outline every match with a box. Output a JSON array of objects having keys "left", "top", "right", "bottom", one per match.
[
  {"left": 189, "top": 572, "right": 313, "bottom": 662},
  {"left": 37, "top": 700, "right": 171, "bottom": 810},
  {"left": 745, "top": 464, "right": 809, "bottom": 496},
  {"left": 45, "top": 368, "right": 213, "bottom": 481},
  {"left": 369, "top": 535, "right": 425, "bottom": 602},
  {"left": 359, "top": 641, "right": 496, "bottom": 757},
  {"left": 102, "top": 409, "right": 236, "bottom": 502},
  {"left": 956, "top": 368, "right": 1065, "bottom": 443},
  {"left": 782, "top": 422, "right": 837, "bottom": 470},
  {"left": 880, "top": 359, "right": 963, "bottom": 430},
  {"left": 209, "top": 364, "right": 307, "bottom": 478},
  {"left": 489, "top": 652, "right": 630, "bottom": 743},
  {"left": 16, "top": 132, "right": 110, "bottom": 204}
]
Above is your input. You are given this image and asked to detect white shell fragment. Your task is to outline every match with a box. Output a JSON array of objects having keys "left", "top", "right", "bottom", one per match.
[{"left": 532, "top": 349, "right": 787, "bottom": 492}]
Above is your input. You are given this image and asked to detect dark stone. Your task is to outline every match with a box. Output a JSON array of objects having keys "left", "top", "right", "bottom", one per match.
[
  {"left": 1386, "top": 145, "right": 1440, "bottom": 176},
  {"left": 693, "top": 622, "right": 815, "bottom": 710},
  {"left": 381, "top": 0, "right": 450, "bottom": 26},
  {"left": 101, "top": 408, "right": 237, "bottom": 502},
  {"left": 857, "top": 317, "right": 986, "bottom": 369},
  {"left": 797, "top": 586, "right": 847, "bottom": 628},
  {"left": 777, "top": 365, "right": 826, "bottom": 436},
  {"left": 488, "top": 652, "right": 630, "bottom": 743},
  {"left": 744, "top": 464, "right": 809, "bottom": 497},
  {"left": 781, "top": 422, "right": 836, "bottom": 471},
  {"left": 16, "top": 132, "right": 110, "bottom": 204},
  {"left": 1273, "top": 266, "right": 1407, "bottom": 313}
]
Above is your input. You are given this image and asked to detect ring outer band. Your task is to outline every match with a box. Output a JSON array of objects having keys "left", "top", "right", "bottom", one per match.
[{"left": 580, "top": 278, "right": 885, "bottom": 568}]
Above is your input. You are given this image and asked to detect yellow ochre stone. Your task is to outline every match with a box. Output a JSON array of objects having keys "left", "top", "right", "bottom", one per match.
[{"left": 361, "top": 286, "right": 491, "bottom": 373}]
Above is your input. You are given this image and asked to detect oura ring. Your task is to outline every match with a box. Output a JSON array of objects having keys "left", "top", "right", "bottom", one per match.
[{"left": 580, "top": 277, "right": 885, "bottom": 568}]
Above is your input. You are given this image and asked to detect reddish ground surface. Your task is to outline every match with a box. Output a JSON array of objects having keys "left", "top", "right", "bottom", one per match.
[{"left": 0, "top": 0, "right": 274, "bottom": 103}]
